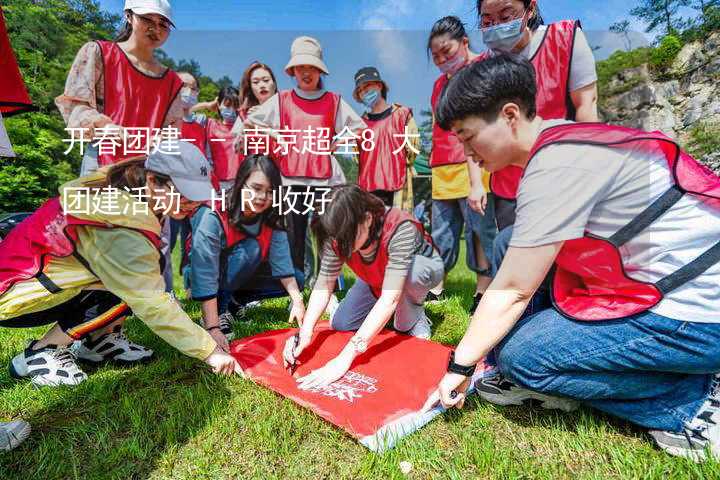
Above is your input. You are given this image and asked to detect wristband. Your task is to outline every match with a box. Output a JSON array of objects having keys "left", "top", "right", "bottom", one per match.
[{"left": 447, "top": 351, "right": 476, "bottom": 377}]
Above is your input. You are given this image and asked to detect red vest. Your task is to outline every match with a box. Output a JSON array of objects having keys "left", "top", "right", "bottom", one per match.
[
  {"left": 206, "top": 118, "right": 241, "bottom": 183},
  {"left": 278, "top": 90, "right": 339, "bottom": 179},
  {"left": 429, "top": 56, "right": 484, "bottom": 168},
  {"left": 340, "top": 209, "right": 435, "bottom": 298},
  {"left": 96, "top": 41, "right": 183, "bottom": 166},
  {"left": 182, "top": 118, "right": 207, "bottom": 156},
  {"left": 490, "top": 20, "right": 580, "bottom": 203},
  {"left": 527, "top": 123, "right": 720, "bottom": 321},
  {"left": 0, "top": 197, "right": 162, "bottom": 297},
  {"left": 0, "top": 10, "right": 34, "bottom": 116},
  {"left": 358, "top": 106, "right": 412, "bottom": 192}
]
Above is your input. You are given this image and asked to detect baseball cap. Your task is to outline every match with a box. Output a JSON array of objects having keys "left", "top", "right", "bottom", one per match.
[
  {"left": 145, "top": 141, "right": 213, "bottom": 202},
  {"left": 124, "top": 0, "right": 175, "bottom": 27}
]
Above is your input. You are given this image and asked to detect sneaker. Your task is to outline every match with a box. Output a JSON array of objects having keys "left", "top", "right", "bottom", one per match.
[
  {"left": 475, "top": 373, "right": 579, "bottom": 412},
  {"left": 470, "top": 293, "right": 483, "bottom": 315},
  {"left": 10, "top": 342, "right": 87, "bottom": 387},
  {"left": 218, "top": 312, "right": 235, "bottom": 341},
  {"left": 71, "top": 326, "right": 153, "bottom": 364},
  {"left": 426, "top": 291, "right": 445, "bottom": 304},
  {"left": 407, "top": 314, "right": 432, "bottom": 340},
  {"left": 0, "top": 420, "right": 30, "bottom": 451},
  {"left": 650, "top": 374, "right": 720, "bottom": 461}
]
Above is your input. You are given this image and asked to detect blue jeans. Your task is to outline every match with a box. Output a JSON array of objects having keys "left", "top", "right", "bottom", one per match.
[
  {"left": 431, "top": 195, "right": 496, "bottom": 275},
  {"left": 497, "top": 308, "right": 720, "bottom": 432}
]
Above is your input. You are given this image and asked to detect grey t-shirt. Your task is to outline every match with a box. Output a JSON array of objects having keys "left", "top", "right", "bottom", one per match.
[{"left": 511, "top": 120, "right": 720, "bottom": 323}]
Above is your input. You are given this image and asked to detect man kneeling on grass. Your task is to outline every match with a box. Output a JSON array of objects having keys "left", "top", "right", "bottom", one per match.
[{"left": 425, "top": 54, "right": 720, "bottom": 461}]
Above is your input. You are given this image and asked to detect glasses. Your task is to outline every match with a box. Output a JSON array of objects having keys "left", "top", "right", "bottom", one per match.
[
  {"left": 243, "top": 184, "right": 273, "bottom": 200},
  {"left": 480, "top": 8, "right": 526, "bottom": 28},
  {"left": 134, "top": 13, "right": 172, "bottom": 33}
]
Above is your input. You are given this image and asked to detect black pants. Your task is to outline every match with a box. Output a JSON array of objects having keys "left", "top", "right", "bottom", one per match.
[{"left": 0, "top": 291, "right": 129, "bottom": 340}]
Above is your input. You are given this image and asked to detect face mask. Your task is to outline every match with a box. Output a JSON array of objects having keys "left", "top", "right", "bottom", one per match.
[
  {"left": 219, "top": 106, "right": 237, "bottom": 123},
  {"left": 438, "top": 50, "right": 467, "bottom": 76},
  {"left": 361, "top": 89, "right": 381, "bottom": 109},
  {"left": 482, "top": 14, "right": 526, "bottom": 53},
  {"left": 180, "top": 89, "right": 198, "bottom": 108}
]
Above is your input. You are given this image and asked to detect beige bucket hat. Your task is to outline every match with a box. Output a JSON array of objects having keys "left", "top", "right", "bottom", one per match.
[{"left": 284, "top": 36, "right": 329, "bottom": 76}]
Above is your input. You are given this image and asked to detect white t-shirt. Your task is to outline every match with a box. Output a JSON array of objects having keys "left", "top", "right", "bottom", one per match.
[
  {"left": 233, "top": 88, "right": 367, "bottom": 187},
  {"left": 511, "top": 120, "right": 720, "bottom": 323},
  {"left": 0, "top": 112, "right": 15, "bottom": 157},
  {"left": 517, "top": 24, "right": 598, "bottom": 92}
]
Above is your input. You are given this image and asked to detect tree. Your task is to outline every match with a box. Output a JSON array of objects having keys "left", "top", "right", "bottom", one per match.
[
  {"left": 610, "top": 20, "right": 633, "bottom": 51},
  {"left": 630, "top": 0, "right": 685, "bottom": 36}
]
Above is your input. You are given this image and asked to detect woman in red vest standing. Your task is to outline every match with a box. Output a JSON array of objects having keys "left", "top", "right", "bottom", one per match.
[
  {"left": 237, "top": 36, "right": 366, "bottom": 310},
  {"left": 56, "top": 0, "right": 183, "bottom": 175},
  {"left": 352, "top": 66, "right": 419, "bottom": 212},
  {"left": 475, "top": 0, "right": 599, "bottom": 285},
  {"left": 428, "top": 56, "right": 720, "bottom": 461},
  {"left": 282, "top": 184, "right": 444, "bottom": 388},
  {"left": 184, "top": 155, "right": 305, "bottom": 351}
]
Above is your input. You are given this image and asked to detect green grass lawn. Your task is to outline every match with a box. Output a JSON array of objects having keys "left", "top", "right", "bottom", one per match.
[{"left": 2, "top": 245, "right": 719, "bottom": 479}]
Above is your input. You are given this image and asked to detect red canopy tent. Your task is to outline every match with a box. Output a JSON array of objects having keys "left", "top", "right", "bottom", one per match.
[{"left": 0, "top": 7, "right": 35, "bottom": 116}]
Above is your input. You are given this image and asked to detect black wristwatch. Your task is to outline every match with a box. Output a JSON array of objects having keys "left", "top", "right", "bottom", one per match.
[{"left": 447, "top": 351, "right": 476, "bottom": 377}]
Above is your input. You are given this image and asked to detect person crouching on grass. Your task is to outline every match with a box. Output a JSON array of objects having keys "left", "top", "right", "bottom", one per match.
[
  {"left": 282, "top": 185, "right": 444, "bottom": 389},
  {"left": 0, "top": 142, "right": 242, "bottom": 391},
  {"left": 426, "top": 54, "right": 720, "bottom": 461},
  {"left": 184, "top": 155, "right": 305, "bottom": 349}
]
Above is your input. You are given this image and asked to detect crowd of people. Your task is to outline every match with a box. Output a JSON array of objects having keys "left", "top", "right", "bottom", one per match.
[{"left": 1, "top": 0, "right": 719, "bottom": 463}]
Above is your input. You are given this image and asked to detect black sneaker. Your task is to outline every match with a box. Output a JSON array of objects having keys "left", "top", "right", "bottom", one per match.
[
  {"left": 470, "top": 293, "right": 483, "bottom": 315},
  {"left": 10, "top": 341, "right": 87, "bottom": 387},
  {"left": 650, "top": 374, "right": 720, "bottom": 461},
  {"left": 475, "top": 373, "right": 579, "bottom": 412}
]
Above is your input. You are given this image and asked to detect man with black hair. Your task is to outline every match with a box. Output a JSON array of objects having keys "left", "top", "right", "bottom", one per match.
[{"left": 426, "top": 54, "right": 720, "bottom": 461}]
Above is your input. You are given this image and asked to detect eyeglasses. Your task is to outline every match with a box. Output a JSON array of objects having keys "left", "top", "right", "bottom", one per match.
[
  {"left": 243, "top": 183, "right": 273, "bottom": 200},
  {"left": 134, "top": 13, "right": 172, "bottom": 33},
  {"left": 480, "top": 8, "right": 526, "bottom": 29}
]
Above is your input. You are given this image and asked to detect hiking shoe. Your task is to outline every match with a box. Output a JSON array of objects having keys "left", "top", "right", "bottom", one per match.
[
  {"left": 407, "top": 314, "right": 432, "bottom": 340},
  {"left": 71, "top": 326, "right": 153, "bottom": 364},
  {"left": 218, "top": 312, "right": 235, "bottom": 340},
  {"left": 470, "top": 293, "right": 483, "bottom": 315},
  {"left": 0, "top": 420, "right": 30, "bottom": 451},
  {"left": 475, "top": 373, "right": 579, "bottom": 412},
  {"left": 650, "top": 374, "right": 720, "bottom": 461},
  {"left": 10, "top": 342, "right": 87, "bottom": 387}
]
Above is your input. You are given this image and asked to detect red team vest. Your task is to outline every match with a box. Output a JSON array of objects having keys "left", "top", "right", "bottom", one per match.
[
  {"left": 206, "top": 118, "right": 241, "bottom": 183},
  {"left": 489, "top": 21, "right": 580, "bottom": 209},
  {"left": 0, "top": 197, "right": 162, "bottom": 297},
  {"left": 340, "top": 209, "right": 435, "bottom": 298},
  {"left": 525, "top": 123, "right": 720, "bottom": 321},
  {"left": 429, "top": 56, "right": 484, "bottom": 168},
  {"left": 358, "top": 106, "right": 412, "bottom": 192},
  {"left": 278, "top": 90, "right": 339, "bottom": 179},
  {"left": 182, "top": 118, "right": 207, "bottom": 156},
  {"left": 96, "top": 41, "right": 183, "bottom": 166}
]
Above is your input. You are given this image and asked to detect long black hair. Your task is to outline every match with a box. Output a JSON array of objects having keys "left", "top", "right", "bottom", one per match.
[
  {"left": 227, "top": 155, "right": 284, "bottom": 230},
  {"left": 426, "top": 16, "right": 470, "bottom": 59},
  {"left": 115, "top": 10, "right": 133, "bottom": 42},
  {"left": 476, "top": 0, "right": 544, "bottom": 31},
  {"left": 312, "top": 184, "right": 386, "bottom": 260}
]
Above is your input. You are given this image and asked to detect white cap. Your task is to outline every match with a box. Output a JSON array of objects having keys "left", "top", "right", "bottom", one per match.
[{"left": 124, "top": 0, "right": 174, "bottom": 27}]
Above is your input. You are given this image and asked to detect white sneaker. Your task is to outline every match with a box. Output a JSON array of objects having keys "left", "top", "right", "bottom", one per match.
[
  {"left": 71, "top": 327, "right": 153, "bottom": 364},
  {"left": 217, "top": 312, "right": 235, "bottom": 341},
  {"left": 475, "top": 373, "right": 579, "bottom": 412},
  {"left": 407, "top": 314, "right": 432, "bottom": 340},
  {"left": 10, "top": 341, "right": 87, "bottom": 387},
  {"left": 0, "top": 420, "right": 30, "bottom": 451},
  {"left": 325, "top": 294, "right": 340, "bottom": 318}
]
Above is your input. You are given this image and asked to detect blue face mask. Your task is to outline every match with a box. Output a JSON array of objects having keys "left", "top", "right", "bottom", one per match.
[
  {"left": 219, "top": 106, "right": 237, "bottom": 123},
  {"left": 482, "top": 15, "right": 526, "bottom": 53},
  {"left": 361, "top": 89, "right": 381, "bottom": 109}
]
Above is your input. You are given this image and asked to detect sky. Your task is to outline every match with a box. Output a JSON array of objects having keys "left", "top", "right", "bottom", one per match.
[{"left": 95, "top": 0, "right": 666, "bottom": 115}]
